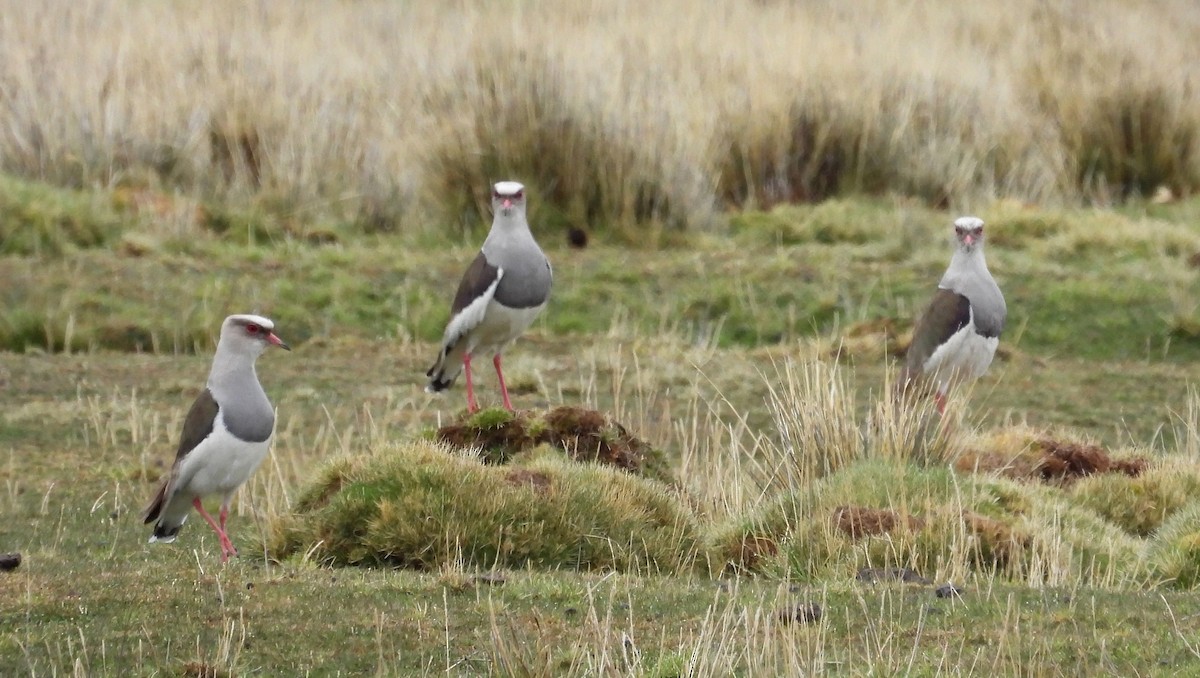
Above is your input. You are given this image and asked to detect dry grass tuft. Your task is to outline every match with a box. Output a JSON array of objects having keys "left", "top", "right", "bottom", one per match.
[{"left": 4, "top": 0, "right": 1200, "bottom": 236}]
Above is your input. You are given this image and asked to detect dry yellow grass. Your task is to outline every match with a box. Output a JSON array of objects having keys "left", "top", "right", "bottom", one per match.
[{"left": 2, "top": 0, "right": 1198, "bottom": 236}]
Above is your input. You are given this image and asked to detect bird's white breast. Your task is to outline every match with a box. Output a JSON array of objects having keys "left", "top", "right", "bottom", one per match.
[
  {"left": 175, "top": 411, "right": 272, "bottom": 498},
  {"left": 466, "top": 300, "right": 546, "bottom": 356},
  {"left": 921, "top": 315, "right": 999, "bottom": 392}
]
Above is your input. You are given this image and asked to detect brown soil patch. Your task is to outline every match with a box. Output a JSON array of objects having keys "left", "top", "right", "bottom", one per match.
[
  {"left": 1037, "top": 438, "right": 1111, "bottom": 481},
  {"left": 436, "top": 413, "right": 537, "bottom": 465},
  {"left": 726, "top": 535, "right": 778, "bottom": 573},
  {"left": 541, "top": 406, "right": 650, "bottom": 474},
  {"left": 955, "top": 437, "right": 1149, "bottom": 486},
  {"left": 435, "top": 406, "right": 671, "bottom": 482},
  {"left": 832, "top": 506, "right": 925, "bottom": 539}
]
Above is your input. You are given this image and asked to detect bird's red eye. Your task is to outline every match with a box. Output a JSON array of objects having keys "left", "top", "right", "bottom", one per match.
[
  {"left": 246, "top": 324, "right": 260, "bottom": 334},
  {"left": 492, "top": 191, "right": 501, "bottom": 199},
  {"left": 514, "top": 190, "right": 524, "bottom": 200}
]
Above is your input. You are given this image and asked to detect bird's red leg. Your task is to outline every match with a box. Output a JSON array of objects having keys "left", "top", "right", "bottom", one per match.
[
  {"left": 934, "top": 391, "right": 947, "bottom": 416},
  {"left": 218, "top": 501, "right": 238, "bottom": 558},
  {"left": 463, "top": 354, "right": 479, "bottom": 413},
  {"left": 194, "top": 498, "right": 235, "bottom": 563},
  {"left": 494, "top": 354, "right": 513, "bottom": 411}
]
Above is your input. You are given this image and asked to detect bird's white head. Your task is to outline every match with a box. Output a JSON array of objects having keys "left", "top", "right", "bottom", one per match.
[
  {"left": 953, "top": 216, "right": 986, "bottom": 252},
  {"left": 219, "top": 314, "right": 290, "bottom": 357},
  {"left": 492, "top": 181, "right": 527, "bottom": 220}
]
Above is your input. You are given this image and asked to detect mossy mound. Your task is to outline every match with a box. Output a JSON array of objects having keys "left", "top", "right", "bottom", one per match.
[
  {"left": 713, "top": 458, "right": 1146, "bottom": 586},
  {"left": 266, "top": 439, "right": 705, "bottom": 573},
  {"left": 710, "top": 422, "right": 1200, "bottom": 588},
  {"left": 434, "top": 406, "right": 674, "bottom": 484},
  {"left": 0, "top": 175, "right": 126, "bottom": 256},
  {"left": 1145, "top": 502, "right": 1200, "bottom": 588}
]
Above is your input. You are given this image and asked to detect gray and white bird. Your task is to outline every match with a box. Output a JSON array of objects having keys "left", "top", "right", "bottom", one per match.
[
  {"left": 142, "top": 314, "right": 289, "bottom": 562},
  {"left": 426, "top": 181, "right": 552, "bottom": 412},
  {"left": 899, "top": 216, "right": 1006, "bottom": 414}
]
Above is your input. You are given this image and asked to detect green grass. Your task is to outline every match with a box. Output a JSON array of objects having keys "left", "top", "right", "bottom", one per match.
[{"left": 6, "top": 185, "right": 1200, "bottom": 673}]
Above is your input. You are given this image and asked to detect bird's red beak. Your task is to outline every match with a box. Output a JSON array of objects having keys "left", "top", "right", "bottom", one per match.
[
  {"left": 501, "top": 197, "right": 514, "bottom": 209},
  {"left": 267, "top": 332, "right": 291, "bottom": 351},
  {"left": 963, "top": 234, "right": 975, "bottom": 246}
]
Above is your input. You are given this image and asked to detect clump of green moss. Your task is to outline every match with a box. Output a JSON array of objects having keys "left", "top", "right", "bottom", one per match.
[{"left": 266, "top": 439, "right": 705, "bottom": 573}]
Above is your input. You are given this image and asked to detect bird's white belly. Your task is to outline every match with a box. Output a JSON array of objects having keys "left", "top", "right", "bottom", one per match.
[
  {"left": 922, "top": 323, "right": 999, "bottom": 390},
  {"left": 176, "top": 419, "right": 271, "bottom": 498},
  {"left": 468, "top": 301, "right": 545, "bottom": 356}
]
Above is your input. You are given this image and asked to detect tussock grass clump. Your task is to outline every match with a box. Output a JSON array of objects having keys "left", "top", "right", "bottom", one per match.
[
  {"left": 420, "top": 46, "right": 698, "bottom": 241},
  {"left": 267, "top": 439, "right": 704, "bottom": 573},
  {"left": 715, "top": 456, "right": 1151, "bottom": 586},
  {"left": 714, "top": 460, "right": 1037, "bottom": 581},
  {"left": 1145, "top": 502, "right": 1200, "bottom": 588},
  {"left": 1069, "top": 460, "right": 1200, "bottom": 537},
  {"left": 0, "top": 175, "right": 125, "bottom": 256},
  {"left": 707, "top": 360, "right": 1190, "bottom": 586},
  {"left": 728, "top": 199, "right": 936, "bottom": 249},
  {"left": 759, "top": 358, "right": 955, "bottom": 493},
  {"left": 435, "top": 406, "right": 673, "bottom": 484}
]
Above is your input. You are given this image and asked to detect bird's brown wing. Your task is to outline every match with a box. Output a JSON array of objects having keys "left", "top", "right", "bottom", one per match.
[
  {"left": 903, "top": 288, "right": 971, "bottom": 376},
  {"left": 451, "top": 252, "right": 501, "bottom": 315},
  {"left": 175, "top": 388, "right": 219, "bottom": 461},
  {"left": 141, "top": 388, "right": 219, "bottom": 524}
]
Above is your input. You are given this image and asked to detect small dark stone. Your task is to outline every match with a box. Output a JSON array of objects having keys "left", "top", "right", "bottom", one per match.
[
  {"left": 246, "top": 582, "right": 254, "bottom": 590},
  {"left": 564, "top": 607, "right": 578, "bottom": 617},
  {"left": 856, "top": 567, "right": 931, "bottom": 585},
  {"left": 0, "top": 553, "right": 21, "bottom": 571},
  {"left": 567, "top": 227, "right": 589, "bottom": 249},
  {"left": 935, "top": 583, "right": 963, "bottom": 599},
  {"left": 777, "top": 602, "right": 822, "bottom": 626},
  {"left": 716, "top": 581, "right": 732, "bottom": 592},
  {"left": 923, "top": 605, "right": 943, "bottom": 615}
]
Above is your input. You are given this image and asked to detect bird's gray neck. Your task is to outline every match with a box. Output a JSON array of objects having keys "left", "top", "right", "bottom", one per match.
[
  {"left": 945, "top": 246, "right": 988, "bottom": 279},
  {"left": 206, "top": 344, "right": 275, "bottom": 442},
  {"left": 207, "top": 346, "right": 261, "bottom": 392},
  {"left": 483, "top": 214, "right": 538, "bottom": 254}
]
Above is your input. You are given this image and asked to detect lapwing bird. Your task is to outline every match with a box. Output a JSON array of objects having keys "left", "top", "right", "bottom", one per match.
[
  {"left": 142, "top": 314, "right": 289, "bottom": 562},
  {"left": 426, "top": 181, "right": 553, "bottom": 412},
  {"left": 899, "top": 216, "right": 1006, "bottom": 414}
]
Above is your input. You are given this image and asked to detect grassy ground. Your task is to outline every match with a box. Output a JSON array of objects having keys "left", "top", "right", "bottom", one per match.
[{"left": 5, "top": 178, "right": 1200, "bottom": 672}]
